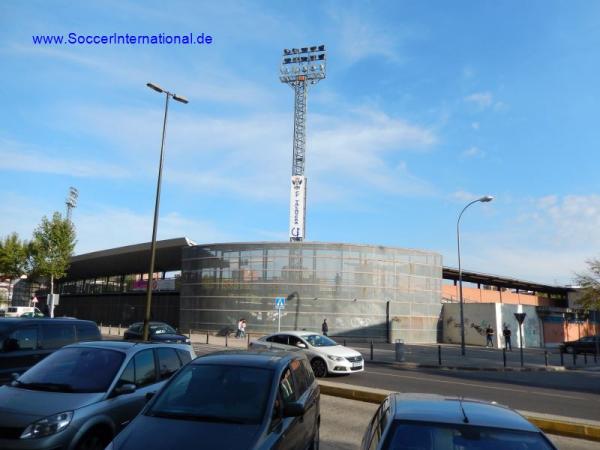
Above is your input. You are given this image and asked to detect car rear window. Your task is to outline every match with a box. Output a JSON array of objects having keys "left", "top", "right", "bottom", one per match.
[
  {"left": 383, "top": 421, "right": 554, "bottom": 450},
  {"left": 148, "top": 364, "right": 273, "bottom": 424},
  {"left": 76, "top": 324, "right": 101, "bottom": 341}
]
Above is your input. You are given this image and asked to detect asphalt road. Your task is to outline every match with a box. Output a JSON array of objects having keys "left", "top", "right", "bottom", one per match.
[
  {"left": 330, "top": 363, "right": 600, "bottom": 422},
  {"left": 319, "top": 395, "right": 596, "bottom": 450}
]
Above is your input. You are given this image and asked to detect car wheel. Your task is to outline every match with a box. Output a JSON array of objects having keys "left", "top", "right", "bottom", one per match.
[
  {"left": 566, "top": 346, "right": 575, "bottom": 354},
  {"left": 311, "top": 358, "right": 328, "bottom": 378},
  {"left": 309, "top": 423, "right": 320, "bottom": 450},
  {"left": 76, "top": 431, "right": 110, "bottom": 450}
]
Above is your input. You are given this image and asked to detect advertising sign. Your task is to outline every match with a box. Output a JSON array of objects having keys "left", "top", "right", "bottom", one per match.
[{"left": 289, "top": 175, "right": 306, "bottom": 240}]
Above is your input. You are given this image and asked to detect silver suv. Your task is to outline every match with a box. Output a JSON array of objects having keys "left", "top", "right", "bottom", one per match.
[{"left": 0, "top": 340, "right": 195, "bottom": 450}]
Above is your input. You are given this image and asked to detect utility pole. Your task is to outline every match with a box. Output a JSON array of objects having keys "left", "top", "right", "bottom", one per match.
[{"left": 280, "top": 45, "right": 326, "bottom": 242}]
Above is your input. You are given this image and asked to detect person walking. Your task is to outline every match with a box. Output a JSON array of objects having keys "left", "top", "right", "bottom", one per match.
[
  {"left": 321, "top": 318, "right": 329, "bottom": 336},
  {"left": 503, "top": 326, "right": 512, "bottom": 351},
  {"left": 240, "top": 319, "right": 247, "bottom": 339},
  {"left": 235, "top": 318, "right": 243, "bottom": 338},
  {"left": 485, "top": 326, "right": 495, "bottom": 347}
]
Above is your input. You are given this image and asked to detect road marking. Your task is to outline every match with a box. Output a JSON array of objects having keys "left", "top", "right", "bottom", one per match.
[{"left": 363, "top": 369, "right": 590, "bottom": 401}]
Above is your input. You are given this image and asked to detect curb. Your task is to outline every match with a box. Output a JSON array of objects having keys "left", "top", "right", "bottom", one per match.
[
  {"left": 366, "top": 359, "right": 566, "bottom": 372},
  {"left": 318, "top": 380, "right": 600, "bottom": 442}
]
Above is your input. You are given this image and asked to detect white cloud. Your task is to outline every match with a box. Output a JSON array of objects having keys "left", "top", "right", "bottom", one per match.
[
  {"left": 464, "top": 92, "right": 493, "bottom": 108},
  {"left": 0, "top": 138, "right": 131, "bottom": 178},
  {"left": 461, "top": 146, "right": 485, "bottom": 158}
]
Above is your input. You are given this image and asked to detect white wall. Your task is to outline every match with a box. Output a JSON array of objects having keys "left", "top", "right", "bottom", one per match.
[{"left": 442, "top": 303, "right": 500, "bottom": 347}]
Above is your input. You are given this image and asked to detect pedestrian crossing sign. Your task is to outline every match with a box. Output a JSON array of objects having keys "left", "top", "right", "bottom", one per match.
[{"left": 275, "top": 297, "right": 286, "bottom": 309}]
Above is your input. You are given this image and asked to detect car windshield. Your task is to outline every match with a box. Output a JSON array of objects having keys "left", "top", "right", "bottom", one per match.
[
  {"left": 147, "top": 363, "right": 273, "bottom": 425},
  {"left": 383, "top": 421, "right": 554, "bottom": 450},
  {"left": 150, "top": 324, "right": 176, "bottom": 335},
  {"left": 16, "top": 347, "right": 125, "bottom": 393},
  {"left": 304, "top": 334, "right": 337, "bottom": 347}
]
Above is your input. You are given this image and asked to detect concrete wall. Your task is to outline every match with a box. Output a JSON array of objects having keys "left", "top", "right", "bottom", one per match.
[{"left": 442, "top": 284, "right": 551, "bottom": 306}]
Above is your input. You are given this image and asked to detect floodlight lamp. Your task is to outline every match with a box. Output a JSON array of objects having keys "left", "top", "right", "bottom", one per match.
[
  {"left": 310, "top": 46, "right": 317, "bottom": 51},
  {"left": 284, "top": 57, "right": 291, "bottom": 64},
  {"left": 172, "top": 94, "right": 189, "bottom": 104},
  {"left": 284, "top": 49, "right": 291, "bottom": 55},
  {"left": 319, "top": 64, "right": 324, "bottom": 71},
  {"left": 301, "top": 47, "right": 308, "bottom": 53},
  {"left": 318, "top": 54, "right": 325, "bottom": 60},
  {"left": 292, "top": 48, "right": 299, "bottom": 54},
  {"left": 146, "top": 82, "right": 164, "bottom": 93},
  {"left": 318, "top": 45, "right": 325, "bottom": 51},
  {"left": 302, "top": 66, "right": 307, "bottom": 72},
  {"left": 479, "top": 195, "right": 494, "bottom": 203},
  {"left": 293, "top": 66, "right": 299, "bottom": 73}
]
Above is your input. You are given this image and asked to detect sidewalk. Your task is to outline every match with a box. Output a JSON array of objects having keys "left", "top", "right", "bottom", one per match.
[{"left": 99, "top": 326, "right": 600, "bottom": 371}]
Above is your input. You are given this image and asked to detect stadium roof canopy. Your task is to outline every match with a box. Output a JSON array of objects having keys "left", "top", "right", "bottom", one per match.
[{"left": 64, "top": 237, "right": 195, "bottom": 281}]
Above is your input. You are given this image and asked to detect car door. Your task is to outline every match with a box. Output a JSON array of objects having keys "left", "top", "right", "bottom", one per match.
[
  {"left": 289, "top": 357, "right": 318, "bottom": 447},
  {"left": 106, "top": 349, "right": 163, "bottom": 431},
  {"left": 0, "top": 325, "right": 40, "bottom": 381},
  {"left": 278, "top": 366, "right": 304, "bottom": 450},
  {"left": 267, "top": 334, "right": 291, "bottom": 350}
]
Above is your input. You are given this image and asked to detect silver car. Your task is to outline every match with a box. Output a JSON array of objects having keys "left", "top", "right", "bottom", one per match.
[{"left": 0, "top": 340, "right": 195, "bottom": 450}]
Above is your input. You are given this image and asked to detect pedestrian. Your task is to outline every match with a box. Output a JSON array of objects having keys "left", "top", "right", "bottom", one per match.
[
  {"left": 485, "top": 326, "right": 494, "bottom": 347},
  {"left": 503, "top": 326, "right": 512, "bottom": 351},
  {"left": 240, "top": 319, "right": 247, "bottom": 338},
  {"left": 235, "top": 318, "right": 243, "bottom": 338},
  {"left": 321, "top": 318, "right": 328, "bottom": 336}
]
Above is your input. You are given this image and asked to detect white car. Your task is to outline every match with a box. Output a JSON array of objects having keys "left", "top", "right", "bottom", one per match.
[{"left": 249, "top": 331, "right": 364, "bottom": 377}]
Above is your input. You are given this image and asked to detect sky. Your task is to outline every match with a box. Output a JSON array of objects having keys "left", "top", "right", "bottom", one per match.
[{"left": 1, "top": 1, "right": 599, "bottom": 285}]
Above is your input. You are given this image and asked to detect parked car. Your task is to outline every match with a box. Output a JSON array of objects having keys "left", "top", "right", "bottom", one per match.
[
  {"left": 360, "top": 393, "right": 557, "bottom": 450},
  {"left": 559, "top": 335, "right": 600, "bottom": 354},
  {"left": 106, "top": 349, "right": 320, "bottom": 450},
  {"left": 0, "top": 318, "right": 101, "bottom": 383},
  {"left": 123, "top": 321, "right": 190, "bottom": 344},
  {"left": 3, "top": 306, "right": 44, "bottom": 318},
  {"left": 19, "top": 310, "right": 46, "bottom": 318},
  {"left": 0, "top": 340, "right": 195, "bottom": 450},
  {"left": 249, "top": 331, "right": 364, "bottom": 377}
]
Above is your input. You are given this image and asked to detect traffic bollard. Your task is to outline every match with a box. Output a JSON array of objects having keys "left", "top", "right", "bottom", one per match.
[
  {"left": 189, "top": 329, "right": 192, "bottom": 339},
  {"left": 395, "top": 340, "right": 405, "bottom": 362},
  {"left": 108, "top": 325, "right": 111, "bottom": 335},
  {"left": 572, "top": 352, "right": 576, "bottom": 366},
  {"left": 560, "top": 350, "right": 564, "bottom": 366},
  {"left": 503, "top": 348, "right": 507, "bottom": 368},
  {"left": 118, "top": 324, "right": 121, "bottom": 336},
  {"left": 248, "top": 333, "right": 251, "bottom": 345},
  {"left": 544, "top": 350, "right": 548, "bottom": 367},
  {"left": 584, "top": 353, "right": 588, "bottom": 364},
  {"left": 343, "top": 339, "right": 346, "bottom": 347},
  {"left": 206, "top": 332, "right": 209, "bottom": 344},
  {"left": 370, "top": 340, "right": 374, "bottom": 361},
  {"left": 438, "top": 345, "right": 442, "bottom": 366},
  {"left": 225, "top": 333, "right": 228, "bottom": 347}
]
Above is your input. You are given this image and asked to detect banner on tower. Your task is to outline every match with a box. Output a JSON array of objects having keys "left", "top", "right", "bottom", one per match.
[{"left": 289, "top": 176, "right": 306, "bottom": 240}]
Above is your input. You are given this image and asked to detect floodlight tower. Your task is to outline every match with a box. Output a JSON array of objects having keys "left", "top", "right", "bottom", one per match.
[
  {"left": 65, "top": 186, "right": 79, "bottom": 222},
  {"left": 280, "top": 45, "right": 326, "bottom": 242}
]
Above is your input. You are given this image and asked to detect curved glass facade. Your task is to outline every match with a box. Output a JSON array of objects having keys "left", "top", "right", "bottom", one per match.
[{"left": 181, "top": 242, "right": 442, "bottom": 342}]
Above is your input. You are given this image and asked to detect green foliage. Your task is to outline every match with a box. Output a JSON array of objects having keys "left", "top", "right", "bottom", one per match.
[
  {"left": 574, "top": 258, "right": 600, "bottom": 310},
  {"left": 29, "top": 212, "right": 77, "bottom": 285},
  {"left": 0, "top": 232, "right": 29, "bottom": 280}
]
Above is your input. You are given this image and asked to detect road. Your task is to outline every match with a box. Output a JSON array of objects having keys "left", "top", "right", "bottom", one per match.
[{"left": 320, "top": 395, "right": 596, "bottom": 450}]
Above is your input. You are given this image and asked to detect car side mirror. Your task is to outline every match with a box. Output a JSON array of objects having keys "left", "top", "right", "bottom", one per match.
[
  {"left": 145, "top": 391, "right": 155, "bottom": 402},
  {"left": 296, "top": 342, "right": 307, "bottom": 349},
  {"left": 283, "top": 402, "right": 305, "bottom": 417},
  {"left": 114, "top": 383, "right": 136, "bottom": 396}
]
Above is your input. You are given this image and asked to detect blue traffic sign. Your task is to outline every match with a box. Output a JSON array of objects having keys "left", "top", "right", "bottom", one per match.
[{"left": 275, "top": 297, "right": 286, "bottom": 309}]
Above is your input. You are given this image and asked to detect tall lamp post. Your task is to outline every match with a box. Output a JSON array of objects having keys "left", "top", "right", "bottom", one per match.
[
  {"left": 457, "top": 195, "right": 494, "bottom": 356},
  {"left": 142, "top": 82, "right": 188, "bottom": 341}
]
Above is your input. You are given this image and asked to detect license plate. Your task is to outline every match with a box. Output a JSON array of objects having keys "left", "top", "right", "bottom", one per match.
[{"left": 352, "top": 362, "right": 362, "bottom": 368}]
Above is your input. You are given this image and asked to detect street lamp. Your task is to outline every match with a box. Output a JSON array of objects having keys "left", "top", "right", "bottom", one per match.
[
  {"left": 457, "top": 195, "right": 494, "bottom": 356},
  {"left": 142, "top": 82, "right": 188, "bottom": 341}
]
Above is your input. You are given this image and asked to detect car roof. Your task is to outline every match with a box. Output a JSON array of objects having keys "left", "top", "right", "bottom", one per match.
[
  {"left": 266, "top": 330, "right": 321, "bottom": 338},
  {"left": 65, "top": 340, "right": 191, "bottom": 353},
  {"left": 129, "top": 321, "right": 171, "bottom": 327},
  {"left": 390, "top": 393, "right": 538, "bottom": 432},
  {"left": 0, "top": 318, "right": 97, "bottom": 326},
  {"left": 192, "top": 349, "right": 304, "bottom": 370}
]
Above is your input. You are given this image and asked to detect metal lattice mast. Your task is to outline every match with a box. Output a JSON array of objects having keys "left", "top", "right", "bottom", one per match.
[
  {"left": 65, "top": 186, "right": 78, "bottom": 222},
  {"left": 280, "top": 45, "right": 326, "bottom": 241}
]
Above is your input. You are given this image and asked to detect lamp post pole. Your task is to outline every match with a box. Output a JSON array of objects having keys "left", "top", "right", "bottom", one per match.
[
  {"left": 457, "top": 195, "right": 494, "bottom": 356},
  {"left": 142, "top": 82, "right": 188, "bottom": 342}
]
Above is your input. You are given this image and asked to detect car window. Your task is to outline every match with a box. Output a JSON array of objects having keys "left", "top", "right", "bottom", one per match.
[
  {"left": 300, "top": 358, "right": 315, "bottom": 385},
  {"left": 18, "top": 347, "right": 125, "bottom": 393},
  {"left": 288, "top": 335, "right": 306, "bottom": 348},
  {"left": 40, "top": 324, "right": 76, "bottom": 349},
  {"left": 304, "top": 334, "right": 337, "bottom": 347},
  {"left": 383, "top": 422, "right": 555, "bottom": 450},
  {"left": 366, "top": 399, "right": 388, "bottom": 450},
  {"left": 150, "top": 324, "right": 176, "bottom": 335},
  {"left": 4, "top": 326, "right": 38, "bottom": 351},
  {"left": 176, "top": 349, "right": 192, "bottom": 365},
  {"left": 116, "top": 358, "right": 135, "bottom": 388},
  {"left": 157, "top": 348, "right": 181, "bottom": 380},
  {"left": 290, "top": 358, "right": 309, "bottom": 397},
  {"left": 134, "top": 349, "right": 157, "bottom": 387},
  {"left": 129, "top": 324, "right": 142, "bottom": 333},
  {"left": 76, "top": 324, "right": 100, "bottom": 341},
  {"left": 147, "top": 364, "right": 274, "bottom": 425},
  {"left": 267, "top": 334, "right": 289, "bottom": 345},
  {"left": 279, "top": 367, "right": 296, "bottom": 403}
]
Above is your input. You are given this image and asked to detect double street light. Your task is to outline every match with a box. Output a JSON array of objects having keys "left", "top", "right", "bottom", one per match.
[
  {"left": 142, "top": 82, "right": 188, "bottom": 342},
  {"left": 457, "top": 195, "right": 494, "bottom": 356}
]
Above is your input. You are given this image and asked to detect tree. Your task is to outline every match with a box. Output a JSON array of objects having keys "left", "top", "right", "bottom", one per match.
[
  {"left": 0, "top": 232, "right": 29, "bottom": 302},
  {"left": 574, "top": 258, "right": 600, "bottom": 311},
  {"left": 29, "top": 212, "right": 77, "bottom": 300}
]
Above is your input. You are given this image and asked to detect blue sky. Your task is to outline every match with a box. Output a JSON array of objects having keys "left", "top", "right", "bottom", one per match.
[{"left": 1, "top": 1, "right": 599, "bottom": 284}]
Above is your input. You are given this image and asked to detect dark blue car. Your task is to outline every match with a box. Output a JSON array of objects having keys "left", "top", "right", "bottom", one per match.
[
  {"left": 123, "top": 322, "right": 190, "bottom": 345},
  {"left": 361, "top": 393, "right": 557, "bottom": 450},
  {"left": 106, "top": 349, "right": 320, "bottom": 450}
]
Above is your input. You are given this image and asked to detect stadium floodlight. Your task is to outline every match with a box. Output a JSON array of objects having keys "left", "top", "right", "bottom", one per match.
[{"left": 279, "top": 44, "right": 327, "bottom": 242}]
